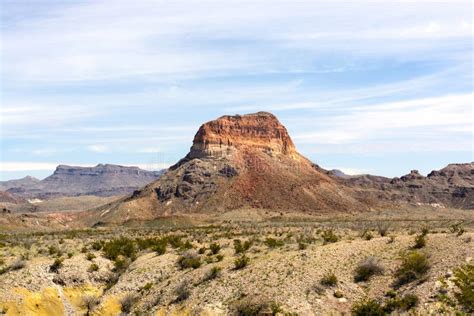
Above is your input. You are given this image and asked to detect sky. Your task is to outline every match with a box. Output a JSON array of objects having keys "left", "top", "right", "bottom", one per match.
[{"left": 0, "top": 0, "right": 472, "bottom": 181}]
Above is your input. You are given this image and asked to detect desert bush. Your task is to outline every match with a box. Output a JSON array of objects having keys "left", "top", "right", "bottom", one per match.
[
  {"left": 48, "top": 245, "right": 60, "bottom": 256},
  {"left": 321, "top": 229, "right": 338, "bottom": 244},
  {"left": 383, "top": 294, "right": 419, "bottom": 312},
  {"left": 105, "top": 272, "right": 119, "bottom": 290},
  {"left": 234, "top": 255, "right": 250, "bottom": 270},
  {"left": 351, "top": 298, "right": 384, "bottom": 316},
  {"left": 82, "top": 295, "right": 99, "bottom": 316},
  {"left": 209, "top": 242, "right": 221, "bottom": 254},
  {"left": 298, "top": 241, "right": 307, "bottom": 250},
  {"left": 174, "top": 281, "right": 191, "bottom": 303},
  {"left": 153, "top": 243, "right": 166, "bottom": 255},
  {"left": 395, "top": 251, "right": 430, "bottom": 286},
  {"left": 86, "top": 252, "right": 96, "bottom": 261},
  {"left": 49, "top": 258, "right": 64, "bottom": 273},
  {"left": 264, "top": 238, "right": 284, "bottom": 248},
  {"left": 10, "top": 259, "right": 26, "bottom": 271},
  {"left": 198, "top": 247, "right": 206, "bottom": 254},
  {"left": 177, "top": 251, "right": 201, "bottom": 270},
  {"left": 363, "top": 232, "right": 374, "bottom": 241},
  {"left": 203, "top": 266, "right": 222, "bottom": 282},
  {"left": 354, "top": 257, "right": 384, "bottom": 282},
  {"left": 453, "top": 263, "right": 474, "bottom": 312},
  {"left": 91, "top": 241, "right": 103, "bottom": 251},
  {"left": 377, "top": 223, "right": 390, "bottom": 237},
  {"left": 103, "top": 238, "right": 137, "bottom": 261},
  {"left": 233, "top": 297, "right": 282, "bottom": 316},
  {"left": 88, "top": 263, "right": 99, "bottom": 272},
  {"left": 113, "top": 256, "right": 130, "bottom": 273},
  {"left": 216, "top": 254, "right": 224, "bottom": 262},
  {"left": 119, "top": 293, "right": 137, "bottom": 313},
  {"left": 234, "top": 239, "right": 252, "bottom": 254},
  {"left": 320, "top": 272, "right": 338, "bottom": 287},
  {"left": 413, "top": 229, "right": 428, "bottom": 249}
]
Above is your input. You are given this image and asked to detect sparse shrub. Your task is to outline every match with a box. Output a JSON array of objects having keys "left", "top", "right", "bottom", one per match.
[
  {"left": 48, "top": 245, "right": 59, "bottom": 256},
  {"left": 88, "top": 263, "right": 99, "bottom": 273},
  {"left": 351, "top": 298, "right": 384, "bottom": 316},
  {"left": 153, "top": 243, "right": 166, "bottom": 255},
  {"left": 91, "top": 241, "right": 103, "bottom": 251},
  {"left": 113, "top": 256, "right": 131, "bottom": 273},
  {"left": 203, "top": 266, "right": 222, "bottom": 282},
  {"left": 10, "top": 259, "right": 26, "bottom": 271},
  {"left": 321, "top": 229, "right": 338, "bottom": 244},
  {"left": 216, "top": 254, "right": 224, "bottom": 262},
  {"left": 82, "top": 295, "right": 99, "bottom": 316},
  {"left": 233, "top": 297, "right": 282, "bottom": 316},
  {"left": 298, "top": 241, "right": 307, "bottom": 250},
  {"left": 395, "top": 251, "right": 430, "bottom": 286},
  {"left": 453, "top": 263, "right": 474, "bottom": 312},
  {"left": 354, "top": 257, "right": 384, "bottom": 282},
  {"left": 209, "top": 242, "right": 221, "bottom": 254},
  {"left": 174, "top": 281, "right": 191, "bottom": 303},
  {"left": 105, "top": 272, "right": 119, "bottom": 290},
  {"left": 103, "top": 238, "right": 137, "bottom": 261},
  {"left": 140, "top": 282, "right": 153, "bottom": 292},
  {"left": 264, "top": 238, "right": 284, "bottom": 248},
  {"left": 67, "top": 252, "right": 74, "bottom": 258},
  {"left": 86, "top": 252, "right": 96, "bottom": 261},
  {"left": 234, "top": 239, "right": 252, "bottom": 254},
  {"left": 377, "top": 223, "right": 390, "bottom": 237},
  {"left": 413, "top": 229, "right": 428, "bottom": 249},
  {"left": 198, "top": 247, "right": 206, "bottom": 254},
  {"left": 363, "top": 232, "right": 374, "bottom": 241},
  {"left": 234, "top": 255, "right": 250, "bottom": 270},
  {"left": 119, "top": 293, "right": 137, "bottom": 313},
  {"left": 177, "top": 251, "right": 201, "bottom": 270},
  {"left": 81, "top": 246, "right": 88, "bottom": 253},
  {"left": 320, "top": 272, "right": 338, "bottom": 287},
  {"left": 50, "top": 258, "right": 64, "bottom": 273},
  {"left": 383, "top": 293, "right": 419, "bottom": 312}
]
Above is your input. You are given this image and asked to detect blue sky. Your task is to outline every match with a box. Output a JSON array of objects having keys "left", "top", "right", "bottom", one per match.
[{"left": 0, "top": 0, "right": 472, "bottom": 180}]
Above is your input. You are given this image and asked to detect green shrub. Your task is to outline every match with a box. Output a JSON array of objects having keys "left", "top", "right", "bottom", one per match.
[
  {"left": 177, "top": 251, "right": 201, "bottom": 270},
  {"left": 351, "top": 298, "right": 384, "bottom": 316},
  {"left": 354, "top": 257, "right": 384, "bottom": 282},
  {"left": 321, "top": 230, "right": 338, "bottom": 244},
  {"left": 383, "top": 293, "right": 418, "bottom": 312},
  {"left": 103, "top": 238, "right": 137, "bottom": 261},
  {"left": 395, "top": 251, "right": 430, "bottom": 286},
  {"left": 209, "top": 243, "right": 221, "bottom": 254},
  {"left": 86, "top": 252, "right": 96, "bottom": 261},
  {"left": 233, "top": 298, "right": 282, "bottom": 316},
  {"left": 153, "top": 243, "right": 166, "bottom": 255},
  {"left": 50, "top": 258, "right": 64, "bottom": 273},
  {"left": 113, "top": 257, "right": 130, "bottom": 273},
  {"left": 203, "top": 266, "right": 222, "bottom": 281},
  {"left": 453, "top": 264, "right": 474, "bottom": 312},
  {"left": 320, "top": 272, "right": 338, "bottom": 287},
  {"left": 48, "top": 245, "right": 60, "bottom": 255},
  {"left": 363, "top": 231, "right": 374, "bottom": 241},
  {"left": 234, "top": 255, "right": 250, "bottom": 270},
  {"left": 91, "top": 241, "right": 103, "bottom": 251},
  {"left": 264, "top": 238, "right": 284, "bottom": 248},
  {"left": 88, "top": 263, "right": 99, "bottom": 273},
  {"left": 216, "top": 254, "right": 224, "bottom": 262},
  {"left": 234, "top": 239, "right": 252, "bottom": 254},
  {"left": 413, "top": 231, "right": 427, "bottom": 249}
]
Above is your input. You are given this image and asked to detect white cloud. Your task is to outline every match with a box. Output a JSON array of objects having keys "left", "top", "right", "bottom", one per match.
[{"left": 86, "top": 145, "right": 109, "bottom": 153}]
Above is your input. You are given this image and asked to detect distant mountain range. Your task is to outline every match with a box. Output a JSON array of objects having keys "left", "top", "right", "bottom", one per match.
[{"left": 1, "top": 164, "right": 163, "bottom": 199}]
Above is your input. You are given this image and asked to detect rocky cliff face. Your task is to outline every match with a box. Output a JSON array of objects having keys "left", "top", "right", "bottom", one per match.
[
  {"left": 188, "top": 112, "right": 296, "bottom": 159},
  {"left": 7, "top": 164, "right": 163, "bottom": 198},
  {"left": 338, "top": 163, "right": 474, "bottom": 209},
  {"left": 92, "top": 112, "right": 367, "bottom": 224}
]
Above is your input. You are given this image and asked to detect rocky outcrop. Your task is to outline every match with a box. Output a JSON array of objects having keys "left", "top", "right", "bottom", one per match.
[
  {"left": 187, "top": 112, "right": 297, "bottom": 159},
  {"left": 6, "top": 164, "right": 163, "bottom": 198},
  {"left": 93, "top": 112, "right": 367, "bottom": 224},
  {"left": 339, "top": 163, "right": 474, "bottom": 209}
]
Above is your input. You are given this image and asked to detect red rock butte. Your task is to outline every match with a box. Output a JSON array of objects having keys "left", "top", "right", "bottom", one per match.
[{"left": 188, "top": 112, "right": 297, "bottom": 158}]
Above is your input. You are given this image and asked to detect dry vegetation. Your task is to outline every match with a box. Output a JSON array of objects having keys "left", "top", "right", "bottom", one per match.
[{"left": 0, "top": 211, "right": 473, "bottom": 315}]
